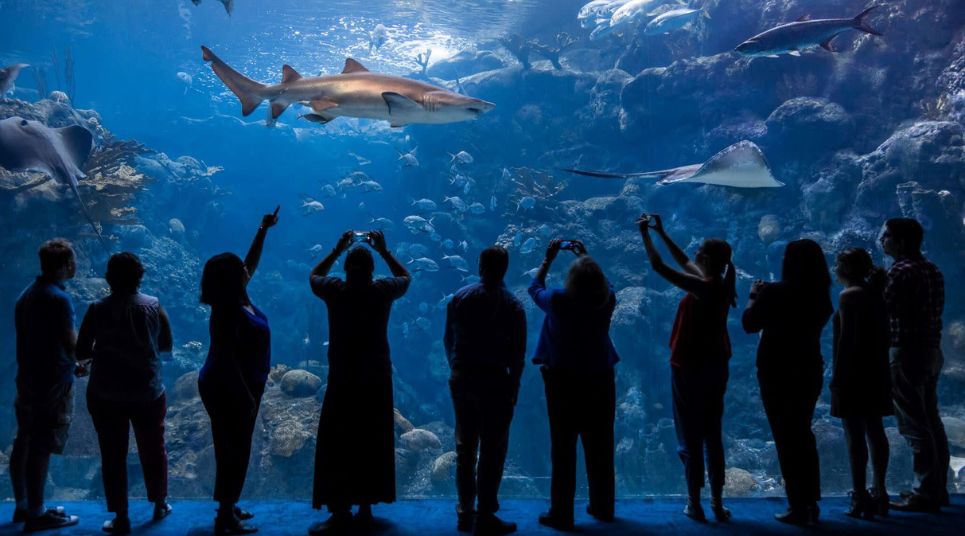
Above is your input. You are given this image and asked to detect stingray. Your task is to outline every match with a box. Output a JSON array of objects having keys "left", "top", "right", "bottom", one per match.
[
  {"left": 1, "top": 64, "right": 29, "bottom": 95},
  {"left": 563, "top": 141, "right": 784, "bottom": 188},
  {"left": 0, "top": 116, "right": 107, "bottom": 246}
]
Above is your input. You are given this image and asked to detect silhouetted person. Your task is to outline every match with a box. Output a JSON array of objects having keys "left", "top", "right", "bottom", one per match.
[
  {"left": 638, "top": 214, "right": 735, "bottom": 523},
  {"left": 444, "top": 245, "right": 526, "bottom": 536},
  {"left": 830, "top": 248, "right": 892, "bottom": 519},
  {"left": 198, "top": 207, "right": 279, "bottom": 535},
  {"left": 742, "top": 239, "right": 832, "bottom": 526},
  {"left": 879, "top": 218, "right": 948, "bottom": 512},
  {"left": 10, "top": 239, "right": 81, "bottom": 532},
  {"left": 309, "top": 230, "right": 410, "bottom": 534},
  {"left": 529, "top": 239, "right": 618, "bottom": 531},
  {"left": 76, "top": 252, "right": 174, "bottom": 534}
]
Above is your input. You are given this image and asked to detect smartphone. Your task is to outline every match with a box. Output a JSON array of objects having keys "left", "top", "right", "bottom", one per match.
[
  {"left": 560, "top": 240, "right": 577, "bottom": 250},
  {"left": 352, "top": 231, "right": 370, "bottom": 244}
]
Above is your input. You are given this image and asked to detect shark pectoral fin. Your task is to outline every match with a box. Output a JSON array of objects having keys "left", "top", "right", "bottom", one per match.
[
  {"left": 281, "top": 64, "right": 302, "bottom": 84},
  {"left": 270, "top": 100, "right": 290, "bottom": 120},
  {"left": 788, "top": 50, "right": 801, "bottom": 57},
  {"left": 299, "top": 113, "right": 332, "bottom": 125},
  {"left": 55, "top": 125, "right": 94, "bottom": 168},
  {"left": 342, "top": 58, "right": 369, "bottom": 74},
  {"left": 382, "top": 92, "right": 422, "bottom": 116},
  {"left": 820, "top": 37, "right": 836, "bottom": 52}
]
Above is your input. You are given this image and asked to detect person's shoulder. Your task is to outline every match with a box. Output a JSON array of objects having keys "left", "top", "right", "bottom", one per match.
[{"left": 839, "top": 285, "right": 864, "bottom": 304}]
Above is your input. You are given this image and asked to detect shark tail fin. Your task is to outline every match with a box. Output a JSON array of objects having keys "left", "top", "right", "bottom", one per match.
[
  {"left": 201, "top": 46, "right": 267, "bottom": 116},
  {"left": 853, "top": 5, "right": 882, "bottom": 36}
]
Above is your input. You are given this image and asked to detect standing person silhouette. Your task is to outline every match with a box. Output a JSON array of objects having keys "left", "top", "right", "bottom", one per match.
[
  {"left": 198, "top": 206, "right": 279, "bottom": 535},
  {"left": 742, "top": 239, "right": 832, "bottom": 526},
  {"left": 444, "top": 245, "right": 526, "bottom": 536},
  {"left": 830, "top": 248, "right": 892, "bottom": 519},
  {"left": 309, "top": 230, "right": 410, "bottom": 534},
  {"left": 10, "top": 239, "right": 81, "bottom": 532},
  {"left": 879, "top": 218, "right": 948, "bottom": 512},
  {"left": 77, "top": 252, "right": 174, "bottom": 534},
  {"left": 638, "top": 214, "right": 736, "bottom": 523},
  {"left": 529, "top": 239, "right": 618, "bottom": 531}
]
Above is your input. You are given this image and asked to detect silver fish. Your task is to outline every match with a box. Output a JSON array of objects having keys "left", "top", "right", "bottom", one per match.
[{"left": 736, "top": 6, "right": 882, "bottom": 57}]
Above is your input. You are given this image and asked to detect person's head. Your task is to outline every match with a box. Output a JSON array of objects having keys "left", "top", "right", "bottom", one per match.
[
  {"left": 781, "top": 239, "right": 831, "bottom": 290},
  {"left": 833, "top": 248, "right": 874, "bottom": 286},
  {"left": 105, "top": 252, "right": 145, "bottom": 294},
  {"left": 344, "top": 246, "right": 375, "bottom": 284},
  {"left": 564, "top": 256, "right": 610, "bottom": 306},
  {"left": 38, "top": 238, "right": 75, "bottom": 281},
  {"left": 696, "top": 239, "right": 737, "bottom": 307},
  {"left": 200, "top": 252, "right": 250, "bottom": 307},
  {"left": 879, "top": 218, "right": 924, "bottom": 259},
  {"left": 478, "top": 245, "right": 509, "bottom": 284}
]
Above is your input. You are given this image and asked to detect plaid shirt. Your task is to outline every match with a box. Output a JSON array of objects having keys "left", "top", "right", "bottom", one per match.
[{"left": 883, "top": 257, "right": 944, "bottom": 348}]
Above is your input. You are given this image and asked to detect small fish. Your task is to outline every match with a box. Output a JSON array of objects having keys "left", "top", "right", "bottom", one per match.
[
  {"left": 169, "top": 218, "right": 186, "bottom": 235},
  {"left": 0, "top": 64, "right": 29, "bottom": 95},
  {"left": 302, "top": 199, "right": 325, "bottom": 214},
  {"left": 320, "top": 184, "right": 337, "bottom": 197},
  {"left": 449, "top": 150, "right": 474, "bottom": 165},
  {"left": 408, "top": 257, "right": 440, "bottom": 272},
  {"left": 369, "top": 217, "right": 394, "bottom": 229},
  {"left": 411, "top": 198, "right": 437, "bottom": 211},
  {"left": 450, "top": 174, "right": 470, "bottom": 189},
  {"left": 308, "top": 244, "right": 325, "bottom": 256},
  {"left": 501, "top": 167, "right": 512, "bottom": 181},
  {"left": 438, "top": 292, "right": 455, "bottom": 308},
  {"left": 429, "top": 212, "right": 454, "bottom": 226},
  {"left": 458, "top": 240, "right": 468, "bottom": 252},
  {"left": 522, "top": 267, "right": 541, "bottom": 279},
  {"left": 358, "top": 201, "right": 367, "bottom": 211},
  {"left": 517, "top": 196, "right": 536, "bottom": 211},
  {"left": 176, "top": 71, "right": 193, "bottom": 89},
  {"left": 468, "top": 202, "right": 486, "bottom": 215},
  {"left": 403, "top": 215, "right": 434, "bottom": 234},
  {"left": 537, "top": 223, "right": 553, "bottom": 238},
  {"left": 441, "top": 239, "right": 455, "bottom": 250},
  {"left": 462, "top": 274, "right": 481, "bottom": 284},
  {"left": 520, "top": 237, "right": 538, "bottom": 254},
  {"left": 442, "top": 255, "right": 470, "bottom": 272},
  {"left": 414, "top": 317, "right": 431, "bottom": 331},
  {"left": 370, "top": 23, "right": 388, "bottom": 51},
  {"left": 359, "top": 180, "right": 383, "bottom": 192},
  {"left": 349, "top": 152, "right": 371, "bottom": 166},
  {"left": 397, "top": 147, "right": 419, "bottom": 167},
  {"left": 445, "top": 196, "right": 468, "bottom": 212},
  {"left": 644, "top": 8, "right": 704, "bottom": 36},
  {"left": 407, "top": 243, "right": 429, "bottom": 257},
  {"left": 336, "top": 177, "right": 357, "bottom": 191}
]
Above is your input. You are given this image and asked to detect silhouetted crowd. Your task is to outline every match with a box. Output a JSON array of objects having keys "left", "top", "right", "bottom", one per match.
[{"left": 9, "top": 211, "right": 949, "bottom": 535}]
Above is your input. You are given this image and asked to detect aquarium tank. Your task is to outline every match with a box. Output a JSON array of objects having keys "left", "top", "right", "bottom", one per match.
[{"left": 0, "top": 0, "right": 963, "bottom": 505}]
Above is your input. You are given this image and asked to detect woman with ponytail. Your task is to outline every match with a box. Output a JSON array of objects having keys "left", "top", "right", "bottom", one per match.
[
  {"left": 831, "top": 248, "right": 892, "bottom": 519},
  {"left": 638, "top": 214, "right": 736, "bottom": 523}
]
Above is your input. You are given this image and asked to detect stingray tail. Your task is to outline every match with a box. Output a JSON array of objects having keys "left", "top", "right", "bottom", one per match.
[
  {"left": 69, "top": 181, "right": 110, "bottom": 253},
  {"left": 559, "top": 167, "right": 677, "bottom": 180},
  {"left": 201, "top": 45, "right": 267, "bottom": 116}
]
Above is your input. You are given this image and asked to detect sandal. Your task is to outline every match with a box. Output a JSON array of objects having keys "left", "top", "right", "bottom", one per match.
[{"left": 23, "top": 510, "right": 80, "bottom": 533}]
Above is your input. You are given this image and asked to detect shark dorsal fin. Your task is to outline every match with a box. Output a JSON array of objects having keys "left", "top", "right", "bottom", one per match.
[
  {"left": 795, "top": 14, "right": 811, "bottom": 22},
  {"left": 54, "top": 125, "right": 94, "bottom": 169},
  {"left": 342, "top": 58, "right": 369, "bottom": 74},
  {"left": 281, "top": 65, "right": 302, "bottom": 84}
]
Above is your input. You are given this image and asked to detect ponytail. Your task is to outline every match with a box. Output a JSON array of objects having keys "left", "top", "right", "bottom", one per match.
[{"left": 724, "top": 261, "right": 737, "bottom": 308}]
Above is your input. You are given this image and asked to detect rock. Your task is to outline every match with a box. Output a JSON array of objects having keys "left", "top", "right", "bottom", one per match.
[
  {"left": 723, "top": 467, "right": 758, "bottom": 497},
  {"left": 427, "top": 50, "right": 505, "bottom": 80},
  {"left": 268, "top": 364, "right": 290, "bottom": 384},
  {"left": 394, "top": 408, "right": 415, "bottom": 434},
  {"left": 171, "top": 371, "right": 199, "bottom": 402},
  {"left": 431, "top": 451, "right": 457, "bottom": 482},
  {"left": 48, "top": 91, "right": 69, "bottom": 104},
  {"left": 279, "top": 369, "right": 322, "bottom": 398},
  {"left": 943, "top": 417, "right": 965, "bottom": 456},
  {"left": 765, "top": 97, "right": 853, "bottom": 157},
  {"left": 399, "top": 428, "right": 442, "bottom": 452}
]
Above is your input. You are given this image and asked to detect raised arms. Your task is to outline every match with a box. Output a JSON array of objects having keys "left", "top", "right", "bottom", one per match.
[{"left": 244, "top": 205, "right": 280, "bottom": 283}]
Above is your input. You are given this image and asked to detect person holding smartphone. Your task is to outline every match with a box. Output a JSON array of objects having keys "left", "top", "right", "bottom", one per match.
[{"left": 309, "top": 230, "right": 410, "bottom": 534}]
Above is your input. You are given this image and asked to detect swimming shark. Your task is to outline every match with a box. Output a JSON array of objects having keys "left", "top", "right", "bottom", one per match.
[
  {"left": 736, "top": 6, "right": 882, "bottom": 57},
  {"left": 191, "top": 0, "right": 233, "bottom": 16},
  {"left": 562, "top": 141, "right": 784, "bottom": 188},
  {"left": 0, "top": 116, "right": 107, "bottom": 245},
  {"left": 200, "top": 46, "right": 496, "bottom": 128},
  {"left": 0, "top": 64, "right": 29, "bottom": 96}
]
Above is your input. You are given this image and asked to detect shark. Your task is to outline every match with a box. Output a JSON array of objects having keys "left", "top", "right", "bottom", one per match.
[
  {"left": 201, "top": 46, "right": 496, "bottom": 128},
  {"left": 562, "top": 141, "right": 784, "bottom": 188},
  {"left": 736, "top": 6, "right": 882, "bottom": 57},
  {"left": 1, "top": 64, "right": 29, "bottom": 96},
  {"left": 0, "top": 116, "right": 107, "bottom": 245}
]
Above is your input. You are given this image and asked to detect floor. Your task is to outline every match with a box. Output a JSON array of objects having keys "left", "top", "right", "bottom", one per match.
[{"left": 0, "top": 496, "right": 963, "bottom": 535}]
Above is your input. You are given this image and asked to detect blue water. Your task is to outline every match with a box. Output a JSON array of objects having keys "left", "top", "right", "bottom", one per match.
[{"left": 1, "top": 0, "right": 963, "bottom": 502}]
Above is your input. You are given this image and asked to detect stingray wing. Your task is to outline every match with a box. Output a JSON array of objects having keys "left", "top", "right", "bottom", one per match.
[
  {"left": 54, "top": 125, "right": 94, "bottom": 170},
  {"left": 674, "top": 141, "right": 784, "bottom": 188}
]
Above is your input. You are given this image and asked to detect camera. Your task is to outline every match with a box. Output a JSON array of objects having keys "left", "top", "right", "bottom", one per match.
[
  {"left": 352, "top": 231, "right": 371, "bottom": 244},
  {"left": 560, "top": 240, "right": 578, "bottom": 251}
]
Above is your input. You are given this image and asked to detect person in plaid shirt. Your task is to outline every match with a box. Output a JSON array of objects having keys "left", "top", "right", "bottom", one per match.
[{"left": 879, "top": 218, "right": 949, "bottom": 513}]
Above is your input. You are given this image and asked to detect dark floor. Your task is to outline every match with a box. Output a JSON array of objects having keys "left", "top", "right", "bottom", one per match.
[{"left": 0, "top": 496, "right": 963, "bottom": 536}]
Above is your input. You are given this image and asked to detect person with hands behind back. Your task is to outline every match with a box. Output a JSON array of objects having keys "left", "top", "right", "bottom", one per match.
[
  {"left": 529, "top": 238, "right": 618, "bottom": 531},
  {"left": 309, "top": 230, "right": 410, "bottom": 534},
  {"left": 638, "top": 213, "right": 736, "bottom": 523}
]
